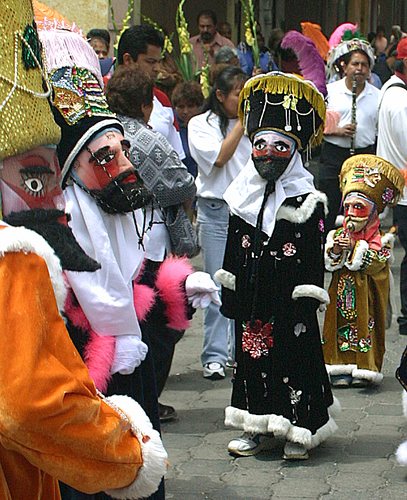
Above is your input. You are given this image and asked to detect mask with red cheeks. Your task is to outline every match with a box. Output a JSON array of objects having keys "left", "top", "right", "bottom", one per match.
[
  {"left": 252, "top": 130, "right": 297, "bottom": 183},
  {"left": 72, "top": 130, "right": 152, "bottom": 214},
  {"left": 0, "top": 146, "right": 66, "bottom": 217},
  {"left": 74, "top": 130, "right": 135, "bottom": 189},
  {"left": 343, "top": 192, "right": 376, "bottom": 233}
]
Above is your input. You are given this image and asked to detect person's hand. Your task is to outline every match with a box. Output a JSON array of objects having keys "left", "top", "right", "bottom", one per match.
[
  {"left": 185, "top": 272, "right": 221, "bottom": 308},
  {"left": 332, "top": 233, "right": 352, "bottom": 254},
  {"left": 335, "top": 123, "right": 356, "bottom": 137},
  {"left": 110, "top": 335, "right": 148, "bottom": 375}
]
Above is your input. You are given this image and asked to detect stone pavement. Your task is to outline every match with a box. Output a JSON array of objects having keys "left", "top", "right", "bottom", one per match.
[{"left": 160, "top": 246, "right": 407, "bottom": 500}]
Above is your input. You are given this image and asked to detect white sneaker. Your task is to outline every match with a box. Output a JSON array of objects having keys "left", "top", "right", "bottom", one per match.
[
  {"left": 283, "top": 441, "right": 309, "bottom": 460},
  {"left": 228, "top": 432, "right": 274, "bottom": 457},
  {"left": 203, "top": 362, "right": 225, "bottom": 380}
]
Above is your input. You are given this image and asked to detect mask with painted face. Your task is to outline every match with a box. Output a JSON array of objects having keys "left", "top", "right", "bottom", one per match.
[
  {"left": 71, "top": 130, "right": 152, "bottom": 214},
  {"left": 251, "top": 130, "right": 297, "bottom": 183},
  {"left": 343, "top": 192, "right": 376, "bottom": 233}
]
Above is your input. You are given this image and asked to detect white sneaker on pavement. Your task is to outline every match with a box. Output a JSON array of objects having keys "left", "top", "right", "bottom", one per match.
[
  {"left": 203, "top": 362, "right": 226, "bottom": 380},
  {"left": 228, "top": 432, "right": 274, "bottom": 457}
]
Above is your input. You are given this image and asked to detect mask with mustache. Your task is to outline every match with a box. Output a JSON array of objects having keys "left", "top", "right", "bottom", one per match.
[
  {"left": 4, "top": 208, "right": 101, "bottom": 272},
  {"left": 72, "top": 169, "right": 153, "bottom": 214}
]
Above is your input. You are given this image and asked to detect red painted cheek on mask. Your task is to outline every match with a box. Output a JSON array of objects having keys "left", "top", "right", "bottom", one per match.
[
  {"left": 344, "top": 204, "right": 372, "bottom": 219},
  {"left": 252, "top": 146, "right": 292, "bottom": 159},
  {"left": 78, "top": 155, "right": 134, "bottom": 189}
]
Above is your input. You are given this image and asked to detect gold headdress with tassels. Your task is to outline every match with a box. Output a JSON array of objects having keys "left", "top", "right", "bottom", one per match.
[
  {"left": 0, "top": 0, "right": 60, "bottom": 161},
  {"left": 239, "top": 71, "right": 326, "bottom": 152},
  {"left": 340, "top": 154, "right": 405, "bottom": 214}
]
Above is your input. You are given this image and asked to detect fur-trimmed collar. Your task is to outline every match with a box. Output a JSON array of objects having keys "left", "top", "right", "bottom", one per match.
[
  {"left": 0, "top": 225, "right": 66, "bottom": 311},
  {"left": 276, "top": 191, "right": 328, "bottom": 224}
]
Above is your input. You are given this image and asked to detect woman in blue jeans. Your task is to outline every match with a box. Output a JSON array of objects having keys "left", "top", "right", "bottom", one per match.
[{"left": 188, "top": 66, "right": 252, "bottom": 379}]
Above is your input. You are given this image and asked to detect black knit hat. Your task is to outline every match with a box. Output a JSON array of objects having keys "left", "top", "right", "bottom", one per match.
[
  {"left": 239, "top": 71, "right": 326, "bottom": 150},
  {"left": 50, "top": 66, "right": 123, "bottom": 187}
]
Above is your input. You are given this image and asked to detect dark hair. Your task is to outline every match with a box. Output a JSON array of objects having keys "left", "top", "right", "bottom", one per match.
[
  {"left": 117, "top": 24, "right": 164, "bottom": 65},
  {"left": 394, "top": 59, "right": 405, "bottom": 73},
  {"left": 341, "top": 49, "right": 370, "bottom": 66},
  {"left": 197, "top": 9, "right": 217, "bottom": 25},
  {"left": 87, "top": 28, "right": 110, "bottom": 47},
  {"left": 203, "top": 66, "right": 247, "bottom": 137},
  {"left": 172, "top": 81, "right": 204, "bottom": 108},
  {"left": 106, "top": 66, "right": 153, "bottom": 119}
]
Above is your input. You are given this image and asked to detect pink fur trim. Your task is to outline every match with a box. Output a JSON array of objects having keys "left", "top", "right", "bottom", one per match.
[
  {"left": 133, "top": 283, "right": 156, "bottom": 322},
  {"left": 155, "top": 256, "right": 193, "bottom": 330},
  {"left": 84, "top": 331, "right": 115, "bottom": 393},
  {"left": 64, "top": 289, "right": 91, "bottom": 331}
]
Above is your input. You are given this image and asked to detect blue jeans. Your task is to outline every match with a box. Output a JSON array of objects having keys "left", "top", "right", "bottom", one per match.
[{"left": 197, "top": 197, "right": 233, "bottom": 366}]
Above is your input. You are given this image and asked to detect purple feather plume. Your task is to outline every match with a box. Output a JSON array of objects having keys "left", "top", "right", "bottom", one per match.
[{"left": 281, "top": 30, "right": 327, "bottom": 97}]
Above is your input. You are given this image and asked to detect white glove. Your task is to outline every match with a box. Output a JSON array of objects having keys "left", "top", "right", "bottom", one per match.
[
  {"left": 110, "top": 335, "right": 148, "bottom": 375},
  {"left": 185, "top": 271, "right": 221, "bottom": 309}
]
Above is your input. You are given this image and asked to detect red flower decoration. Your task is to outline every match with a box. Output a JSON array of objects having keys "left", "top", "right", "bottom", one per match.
[{"left": 242, "top": 319, "right": 274, "bottom": 359}]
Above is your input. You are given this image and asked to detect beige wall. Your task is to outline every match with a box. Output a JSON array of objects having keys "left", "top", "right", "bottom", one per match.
[{"left": 41, "top": 0, "right": 109, "bottom": 34}]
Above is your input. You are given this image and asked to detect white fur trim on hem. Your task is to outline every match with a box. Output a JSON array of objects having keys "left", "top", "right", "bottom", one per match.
[
  {"left": 103, "top": 395, "right": 167, "bottom": 499},
  {"left": 351, "top": 368, "right": 383, "bottom": 384},
  {"left": 276, "top": 191, "right": 328, "bottom": 223},
  {"left": 292, "top": 284, "right": 330, "bottom": 305},
  {"left": 214, "top": 268, "right": 236, "bottom": 291},
  {"left": 345, "top": 240, "right": 369, "bottom": 271},
  {"left": 325, "top": 364, "right": 357, "bottom": 376},
  {"left": 0, "top": 225, "right": 66, "bottom": 311},
  {"left": 396, "top": 440, "right": 407, "bottom": 465},
  {"left": 225, "top": 402, "right": 338, "bottom": 450}
]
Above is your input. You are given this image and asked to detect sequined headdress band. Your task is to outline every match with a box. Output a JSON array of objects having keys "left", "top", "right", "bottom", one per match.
[{"left": 0, "top": 0, "right": 60, "bottom": 161}]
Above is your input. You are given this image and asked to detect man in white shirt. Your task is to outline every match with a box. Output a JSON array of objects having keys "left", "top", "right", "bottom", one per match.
[
  {"left": 319, "top": 39, "right": 379, "bottom": 231},
  {"left": 117, "top": 24, "right": 185, "bottom": 160},
  {"left": 377, "top": 37, "right": 407, "bottom": 335}
]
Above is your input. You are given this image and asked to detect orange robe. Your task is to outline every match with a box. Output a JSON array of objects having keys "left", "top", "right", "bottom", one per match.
[{"left": 0, "top": 228, "right": 145, "bottom": 499}]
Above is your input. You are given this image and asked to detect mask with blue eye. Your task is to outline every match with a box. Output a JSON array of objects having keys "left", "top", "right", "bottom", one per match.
[{"left": 251, "top": 130, "right": 297, "bottom": 183}]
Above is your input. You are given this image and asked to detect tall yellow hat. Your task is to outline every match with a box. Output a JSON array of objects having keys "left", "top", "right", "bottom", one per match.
[
  {"left": 0, "top": 0, "right": 60, "bottom": 161},
  {"left": 340, "top": 154, "right": 405, "bottom": 213}
]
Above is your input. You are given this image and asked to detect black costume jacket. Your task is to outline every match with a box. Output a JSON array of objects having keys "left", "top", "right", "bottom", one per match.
[{"left": 219, "top": 192, "right": 336, "bottom": 446}]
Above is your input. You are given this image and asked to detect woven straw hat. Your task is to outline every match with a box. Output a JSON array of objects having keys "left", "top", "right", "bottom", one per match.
[
  {"left": 340, "top": 154, "right": 405, "bottom": 214},
  {"left": 0, "top": 0, "right": 60, "bottom": 161}
]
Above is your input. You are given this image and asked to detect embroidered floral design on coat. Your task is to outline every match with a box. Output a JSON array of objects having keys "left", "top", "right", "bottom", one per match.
[
  {"left": 241, "top": 234, "right": 251, "bottom": 248},
  {"left": 242, "top": 319, "right": 274, "bottom": 359},
  {"left": 318, "top": 218, "right": 325, "bottom": 233},
  {"left": 337, "top": 274, "right": 357, "bottom": 320},
  {"left": 283, "top": 377, "right": 302, "bottom": 424},
  {"left": 282, "top": 242, "right": 296, "bottom": 256},
  {"left": 337, "top": 324, "right": 371, "bottom": 352}
]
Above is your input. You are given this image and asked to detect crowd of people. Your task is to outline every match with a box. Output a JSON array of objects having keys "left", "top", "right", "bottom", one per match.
[{"left": 0, "top": 1, "right": 407, "bottom": 498}]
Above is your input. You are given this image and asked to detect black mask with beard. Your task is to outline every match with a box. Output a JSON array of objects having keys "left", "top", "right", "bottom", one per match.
[
  {"left": 75, "top": 170, "right": 153, "bottom": 214},
  {"left": 252, "top": 155, "right": 292, "bottom": 186},
  {"left": 4, "top": 209, "right": 101, "bottom": 272}
]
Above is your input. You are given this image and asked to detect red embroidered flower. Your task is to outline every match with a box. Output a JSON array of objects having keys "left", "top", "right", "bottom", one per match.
[{"left": 242, "top": 320, "right": 274, "bottom": 359}]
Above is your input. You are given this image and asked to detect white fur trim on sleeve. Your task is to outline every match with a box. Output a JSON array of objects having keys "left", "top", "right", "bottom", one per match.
[
  {"left": 324, "top": 229, "right": 346, "bottom": 272},
  {"left": 292, "top": 284, "right": 330, "bottom": 305},
  {"left": 214, "top": 268, "right": 236, "bottom": 291},
  {"left": 345, "top": 240, "right": 369, "bottom": 271},
  {"left": 103, "top": 395, "right": 167, "bottom": 499},
  {"left": 0, "top": 225, "right": 66, "bottom": 311}
]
